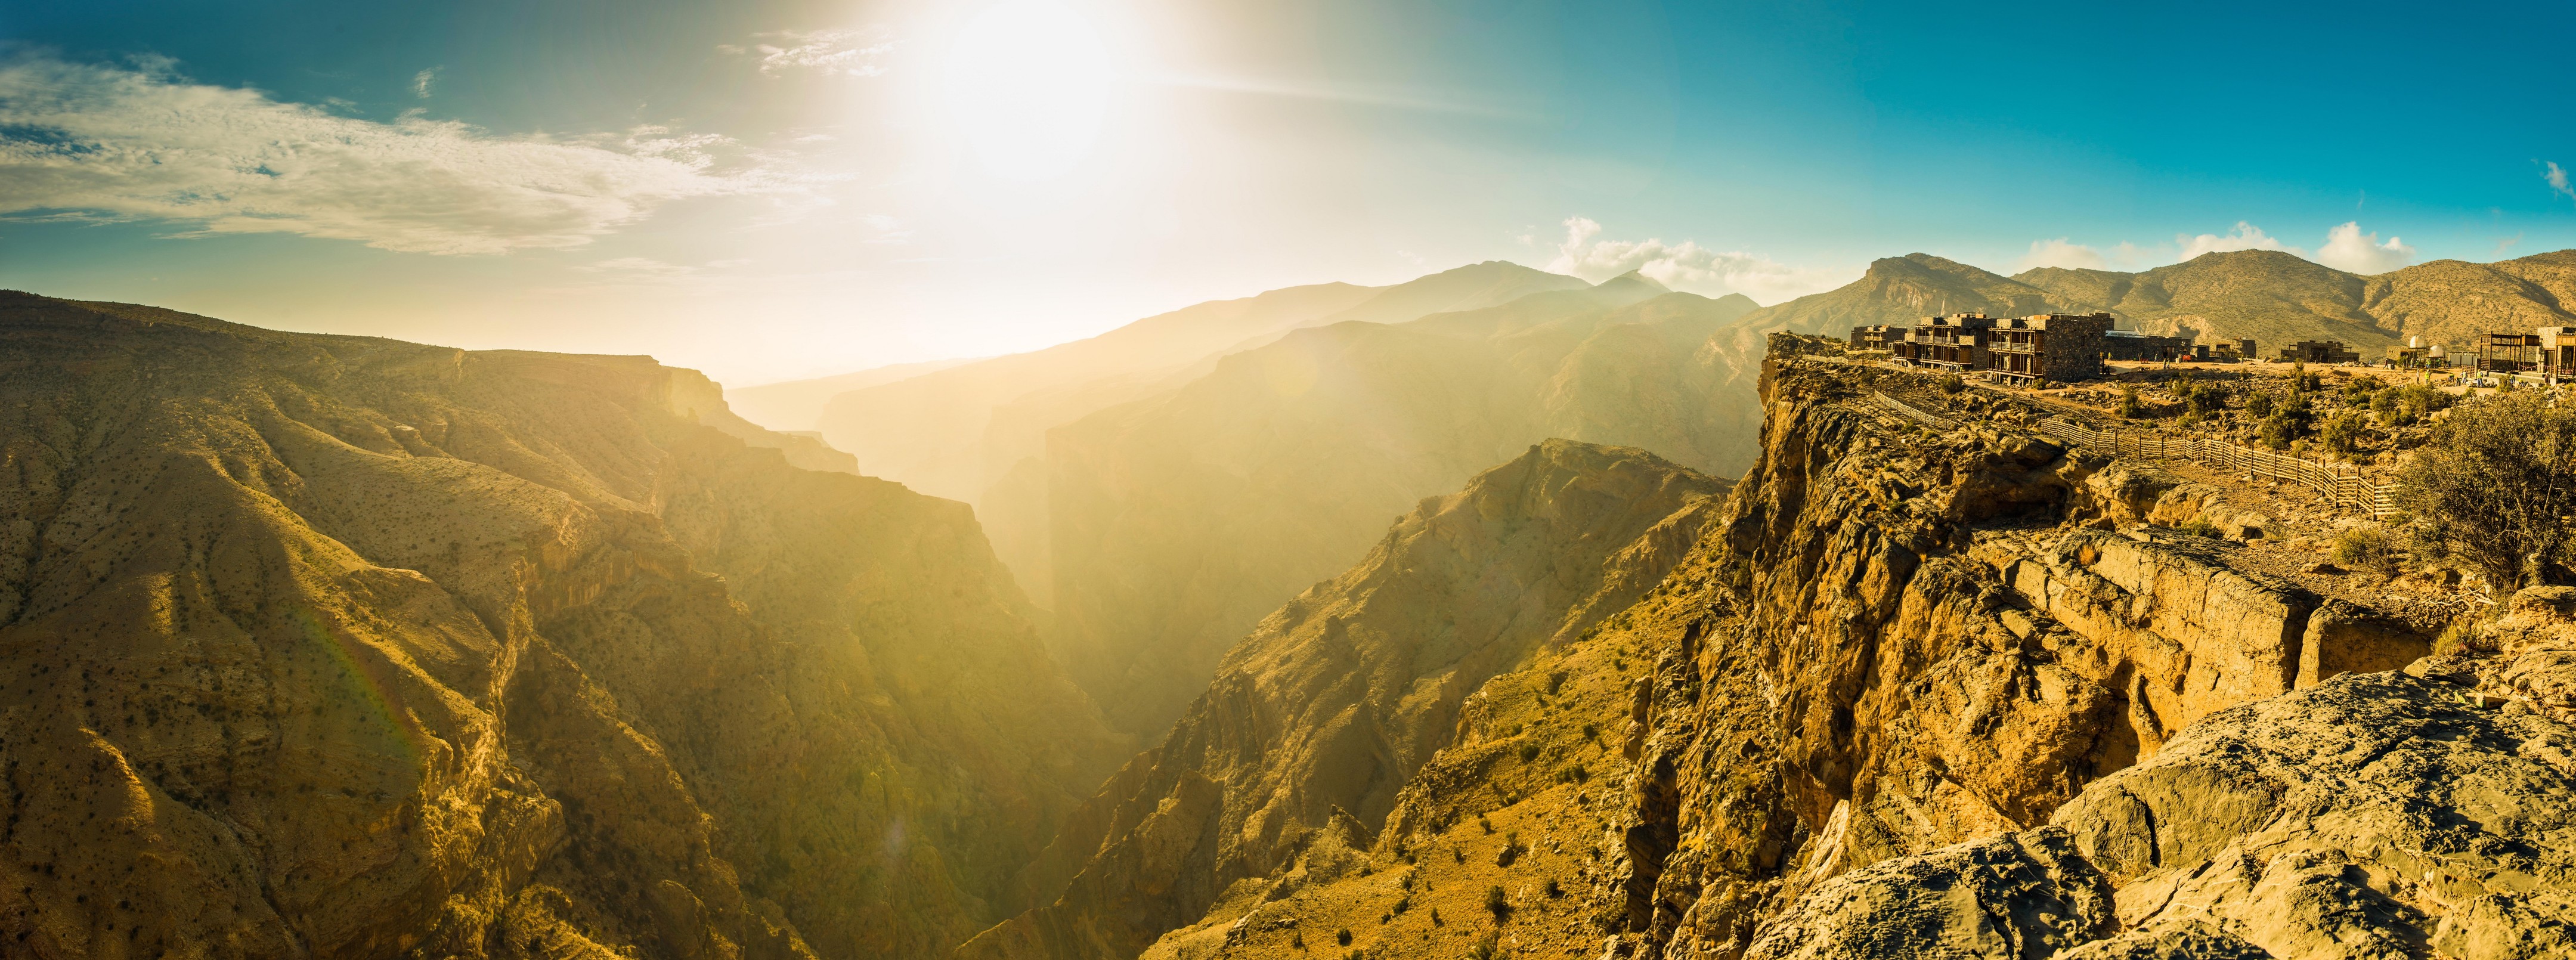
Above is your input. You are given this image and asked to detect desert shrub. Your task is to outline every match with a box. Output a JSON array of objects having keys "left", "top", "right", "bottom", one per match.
[
  {"left": 2320, "top": 409, "right": 2368, "bottom": 455},
  {"left": 2432, "top": 617, "right": 2499, "bottom": 656},
  {"left": 2246, "top": 391, "right": 2277, "bottom": 417},
  {"left": 2119, "top": 385, "right": 2144, "bottom": 419},
  {"left": 2292, "top": 362, "right": 2321, "bottom": 392},
  {"left": 1517, "top": 742, "right": 1540, "bottom": 763},
  {"left": 2175, "top": 517, "right": 2222, "bottom": 539},
  {"left": 1485, "top": 885, "right": 1510, "bottom": 918},
  {"left": 1939, "top": 372, "right": 1965, "bottom": 394},
  {"left": 1336, "top": 928, "right": 1352, "bottom": 946},
  {"left": 1544, "top": 878, "right": 1563, "bottom": 897},
  {"left": 1581, "top": 721, "right": 1598, "bottom": 739},
  {"left": 1470, "top": 931, "right": 1500, "bottom": 960},
  {"left": 2397, "top": 390, "right": 2576, "bottom": 590},
  {"left": 2332, "top": 525, "right": 2400, "bottom": 574},
  {"left": 2187, "top": 382, "right": 2229, "bottom": 417},
  {"left": 2394, "top": 384, "right": 2453, "bottom": 424}
]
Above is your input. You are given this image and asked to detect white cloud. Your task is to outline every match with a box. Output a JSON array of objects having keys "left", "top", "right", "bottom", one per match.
[
  {"left": 2176, "top": 221, "right": 2299, "bottom": 261},
  {"left": 723, "top": 28, "right": 893, "bottom": 78},
  {"left": 1545, "top": 216, "right": 1847, "bottom": 304},
  {"left": 2549, "top": 162, "right": 2574, "bottom": 203},
  {"left": 411, "top": 67, "right": 438, "bottom": 99},
  {"left": 2312, "top": 221, "right": 2416, "bottom": 274},
  {"left": 0, "top": 54, "right": 796, "bottom": 254},
  {"left": 2014, "top": 238, "right": 2107, "bottom": 271}
]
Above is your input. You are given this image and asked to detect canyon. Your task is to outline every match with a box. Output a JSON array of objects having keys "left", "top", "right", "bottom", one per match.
[{"left": 5, "top": 280, "right": 2575, "bottom": 960}]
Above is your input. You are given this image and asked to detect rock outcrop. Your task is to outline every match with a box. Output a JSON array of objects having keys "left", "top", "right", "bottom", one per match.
[
  {"left": 0, "top": 293, "right": 1125, "bottom": 960},
  {"left": 960, "top": 440, "right": 1729, "bottom": 960},
  {"left": 1145, "top": 337, "right": 2527, "bottom": 960}
]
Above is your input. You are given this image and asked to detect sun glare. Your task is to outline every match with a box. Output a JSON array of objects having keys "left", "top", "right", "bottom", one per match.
[{"left": 939, "top": 1, "right": 1118, "bottom": 182}]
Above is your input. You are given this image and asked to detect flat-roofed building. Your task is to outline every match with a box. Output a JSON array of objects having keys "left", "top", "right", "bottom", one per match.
[
  {"left": 2101, "top": 329, "right": 2194, "bottom": 361},
  {"left": 1981, "top": 312, "right": 2113, "bottom": 383},
  {"left": 2280, "top": 340, "right": 2361, "bottom": 364},
  {"left": 1848, "top": 324, "right": 1899, "bottom": 351},
  {"left": 1892, "top": 312, "right": 1996, "bottom": 370},
  {"left": 2540, "top": 326, "right": 2576, "bottom": 377},
  {"left": 2481, "top": 332, "right": 2544, "bottom": 374}
]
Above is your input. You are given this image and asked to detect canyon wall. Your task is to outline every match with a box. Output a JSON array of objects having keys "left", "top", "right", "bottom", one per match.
[{"left": 0, "top": 293, "right": 1124, "bottom": 960}]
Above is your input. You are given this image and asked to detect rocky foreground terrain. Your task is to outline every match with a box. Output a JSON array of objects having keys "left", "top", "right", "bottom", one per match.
[{"left": 1078, "top": 337, "right": 2576, "bottom": 960}]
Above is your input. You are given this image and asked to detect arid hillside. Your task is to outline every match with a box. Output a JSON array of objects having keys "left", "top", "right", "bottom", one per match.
[
  {"left": 1038, "top": 276, "right": 1761, "bottom": 738},
  {"left": 1076, "top": 338, "right": 2576, "bottom": 960},
  {"left": 0, "top": 292, "right": 1126, "bottom": 960},
  {"left": 962, "top": 439, "right": 1729, "bottom": 960}
]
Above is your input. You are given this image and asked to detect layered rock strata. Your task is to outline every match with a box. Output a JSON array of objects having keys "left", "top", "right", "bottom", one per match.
[{"left": 0, "top": 293, "right": 1123, "bottom": 960}]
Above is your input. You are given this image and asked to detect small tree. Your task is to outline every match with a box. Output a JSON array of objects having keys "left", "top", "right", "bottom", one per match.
[
  {"left": 2119, "top": 385, "right": 2144, "bottom": 419},
  {"left": 2397, "top": 391, "right": 2576, "bottom": 590},
  {"left": 2320, "top": 409, "right": 2368, "bottom": 456}
]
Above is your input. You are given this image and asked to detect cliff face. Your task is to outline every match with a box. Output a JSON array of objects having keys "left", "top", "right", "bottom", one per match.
[
  {"left": 0, "top": 293, "right": 1123, "bottom": 960},
  {"left": 960, "top": 440, "right": 1730, "bottom": 960},
  {"left": 1041, "top": 280, "right": 1760, "bottom": 741},
  {"left": 1145, "top": 339, "right": 2574, "bottom": 960}
]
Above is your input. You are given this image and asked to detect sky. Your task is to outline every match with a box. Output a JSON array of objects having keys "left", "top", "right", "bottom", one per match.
[{"left": 4, "top": 1, "right": 2575, "bottom": 385}]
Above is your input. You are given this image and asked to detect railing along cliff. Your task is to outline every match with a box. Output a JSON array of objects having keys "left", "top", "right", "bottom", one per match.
[
  {"left": 1873, "top": 392, "right": 1962, "bottom": 431},
  {"left": 2038, "top": 419, "right": 2400, "bottom": 518}
]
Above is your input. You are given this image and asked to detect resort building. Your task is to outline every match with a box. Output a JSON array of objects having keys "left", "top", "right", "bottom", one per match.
[
  {"left": 2278, "top": 340, "right": 2361, "bottom": 364},
  {"left": 1865, "top": 311, "right": 2114, "bottom": 383}
]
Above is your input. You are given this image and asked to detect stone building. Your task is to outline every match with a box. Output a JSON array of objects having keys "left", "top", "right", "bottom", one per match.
[
  {"left": 2101, "top": 329, "right": 2194, "bottom": 361},
  {"left": 1863, "top": 311, "right": 2113, "bottom": 383},
  {"left": 2278, "top": 340, "right": 2360, "bottom": 364},
  {"left": 1984, "top": 312, "right": 2113, "bottom": 382},
  {"left": 1847, "top": 324, "right": 1899, "bottom": 351}
]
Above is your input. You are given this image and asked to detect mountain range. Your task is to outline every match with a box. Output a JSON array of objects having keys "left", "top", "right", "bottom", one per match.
[{"left": 744, "top": 246, "right": 2576, "bottom": 742}]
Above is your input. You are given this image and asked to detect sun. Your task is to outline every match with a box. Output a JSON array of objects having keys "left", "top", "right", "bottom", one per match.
[{"left": 938, "top": 0, "right": 1119, "bottom": 182}]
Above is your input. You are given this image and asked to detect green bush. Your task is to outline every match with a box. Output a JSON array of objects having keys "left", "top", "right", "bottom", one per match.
[
  {"left": 1939, "top": 372, "right": 1965, "bottom": 394},
  {"left": 2332, "top": 525, "right": 2399, "bottom": 574},
  {"left": 2320, "top": 409, "right": 2368, "bottom": 455},
  {"left": 2397, "top": 391, "right": 2576, "bottom": 590},
  {"left": 2119, "top": 385, "right": 2144, "bottom": 419},
  {"left": 2247, "top": 391, "right": 2277, "bottom": 417}
]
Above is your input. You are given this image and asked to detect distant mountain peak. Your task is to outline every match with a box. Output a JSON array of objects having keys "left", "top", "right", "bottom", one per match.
[{"left": 1597, "top": 270, "right": 1673, "bottom": 294}]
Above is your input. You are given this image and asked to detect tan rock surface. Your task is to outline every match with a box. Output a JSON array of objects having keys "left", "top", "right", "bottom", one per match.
[{"left": 0, "top": 292, "right": 1122, "bottom": 960}]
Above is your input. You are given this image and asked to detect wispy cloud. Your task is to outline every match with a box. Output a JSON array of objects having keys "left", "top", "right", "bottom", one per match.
[
  {"left": 2171, "top": 221, "right": 2416, "bottom": 272},
  {"left": 2014, "top": 238, "right": 2107, "bottom": 271},
  {"left": 1547, "top": 216, "right": 1848, "bottom": 304},
  {"left": 411, "top": 67, "right": 438, "bottom": 99},
  {"left": 721, "top": 28, "right": 893, "bottom": 78},
  {"left": 2177, "top": 222, "right": 2297, "bottom": 261},
  {"left": 0, "top": 52, "right": 800, "bottom": 254},
  {"left": 2548, "top": 161, "right": 2575, "bottom": 203},
  {"left": 2312, "top": 221, "right": 2414, "bottom": 274}
]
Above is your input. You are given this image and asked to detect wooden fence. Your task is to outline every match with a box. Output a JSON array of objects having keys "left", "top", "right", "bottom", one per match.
[
  {"left": 2038, "top": 419, "right": 2400, "bottom": 518},
  {"left": 1873, "top": 391, "right": 1962, "bottom": 431}
]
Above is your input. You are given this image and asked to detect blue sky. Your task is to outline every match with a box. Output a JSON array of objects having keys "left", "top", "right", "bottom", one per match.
[{"left": 5, "top": 1, "right": 2572, "bottom": 383}]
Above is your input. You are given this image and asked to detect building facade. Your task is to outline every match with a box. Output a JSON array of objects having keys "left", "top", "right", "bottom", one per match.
[
  {"left": 2101, "top": 329, "right": 2194, "bottom": 361},
  {"left": 1861, "top": 311, "right": 2113, "bottom": 383},
  {"left": 2481, "top": 327, "right": 2576, "bottom": 376},
  {"left": 2279, "top": 340, "right": 2361, "bottom": 364},
  {"left": 1848, "top": 324, "right": 1898, "bottom": 351}
]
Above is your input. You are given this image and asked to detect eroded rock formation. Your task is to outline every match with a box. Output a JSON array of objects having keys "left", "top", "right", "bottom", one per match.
[{"left": 0, "top": 293, "right": 1125, "bottom": 959}]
